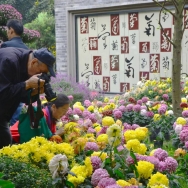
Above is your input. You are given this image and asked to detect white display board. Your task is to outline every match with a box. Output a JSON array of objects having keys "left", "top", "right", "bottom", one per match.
[{"left": 76, "top": 9, "right": 188, "bottom": 93}]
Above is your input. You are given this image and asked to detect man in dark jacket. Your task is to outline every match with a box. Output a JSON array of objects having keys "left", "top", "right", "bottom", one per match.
[
  {"left": 0, "top": 47, "right": 56, "bottom": 149},
  {"left": 1, "top": 19, "right": 28, "bottom": 49},
  {"left": 1, "top": 19, "right": 29, "bottom": 126}
]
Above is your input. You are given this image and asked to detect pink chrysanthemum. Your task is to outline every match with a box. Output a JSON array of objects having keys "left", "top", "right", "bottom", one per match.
[
  {"left": 154, "top": 148, "right": 168, "bottom": 161},
  {"left": 84, "top": 142, "right": 99, "bottom": 151},
  {"left": 165, "top": 157, "right": 178, "bottom": 173},
  {"left": 91, "top": 168, "right": 109, "bottom": 186},
  {"left": 91, "top": 156, "right": 102, "bottom": 171},
  {"left": 97, "top": 177, "right": 116, "bottom": 188}
]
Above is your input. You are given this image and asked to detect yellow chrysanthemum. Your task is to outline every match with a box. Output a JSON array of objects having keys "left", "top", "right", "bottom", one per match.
[
  {"left": 95, "top": 126, "right": 102, "bottom": 132},
  {"left": 84, "top": 157, "right": 93, "bottom": 177},
  {"left": 176, "top": 117, "right": 186, "bottom": 125},
  {"left": 116, "top": 179, "right": 131, "bottom": 186},
  {"left": 102, "top": 116, "right": 115, "bottom": 126},
  {"left": 104, "top": 97, "right": 109, "bottom": 103},
  {"left": 110, "top": 103, "right": 116, "bottom": 109},
  {"left": 181, "top": 97, "right": 187, "bottom": 103},
  {"left": 148, "top": 172, "right": 169, "bottom": 187},
  {"left": 116, "top": 119, "right": 122, "bottom": 126},
  {"left": 124, "top": 130, "right": 137, "bottom": 141},
  {"left": 103, "top": 105, "right": 110, "bottom": 111},
  {"left": 97, "top": 134, "right": 108, "bottom": 144},
  {"left": 73, "top": 102, "right": 82, "bottom": 108},
  {"left": 126, "top": 139, "right": 140, "bottom": 153},
  {"left": 150, "top": 149, "right": 156, "bottom": 156},
  {"left": 87, "top": 105, "right": 94, "bottom": 112},
  {"left": 139, "top": 143, "right": 147, "bottom": 155},
  {"left": 136, "top": 161, "right": 154, "bottom": 179},
  {"left": 135, "top": 129, "right": 147, "bottom": 141},
  {"left": 91, "top": 151, "right": 107, "bottom": 161},
  {"left": 67, "top": 165, "right": 87, "bottom": 186},
  {"left": 153, "top": 114, "right": 161, "bottom": 121},
  {"left": 64, "top": 122, "right": 78, "bottom": 132}
]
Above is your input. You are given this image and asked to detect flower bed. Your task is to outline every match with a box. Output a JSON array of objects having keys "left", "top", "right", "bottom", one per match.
[{"left": 0, "top": 79, "right": 188, "bottom": 187}]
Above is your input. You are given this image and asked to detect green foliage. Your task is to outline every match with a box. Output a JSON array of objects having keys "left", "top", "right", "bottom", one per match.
[
  {"left": 24, "top": 12, "right": 55, "bottom": 49},
  {"left": 0, "top": 155, "right": 54, "bottom": 188},
  {"left": 3, "top": 0, "right": 54, "bottom": 24},
  {"left": 0, "top": 173, "right": 15, "bottom": 188}
]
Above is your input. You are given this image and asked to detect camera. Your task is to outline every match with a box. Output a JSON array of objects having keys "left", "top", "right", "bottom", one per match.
[{"left": 38, "top": 73, "right": 57, "bottom": 102}]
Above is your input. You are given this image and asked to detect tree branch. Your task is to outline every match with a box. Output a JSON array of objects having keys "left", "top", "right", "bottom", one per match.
[
  {"left": 171, "top": 0, "right": 179, "bottom": 13},
  {"left": 180, "top": 0, "right": 186, "bottom": 15},
  {"left": 182, "top": 2, "right": 187, "bottom": 34},
  {"left": 153, "top": 0, "right": 176, "bottom": 18},
  {"left": 158, "top": 1, "right": 176, "bottom": 47}
]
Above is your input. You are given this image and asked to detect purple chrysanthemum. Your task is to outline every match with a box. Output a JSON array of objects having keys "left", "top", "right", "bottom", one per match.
[
  {"left": 182, "top": 110, "right": 188, "bottom": 118},
  {"left": 154, "top": 148, "right": 168, "bottom": 161},
  {"left": 146, "top": 111, "right": 154, "bottom": 118},
  {"left": 97, "top": 177, "right": 116, "bottom": 188},
  {"left": 66, "top": 107, "right": 73, "bottom": 116},
  {"left": 157, "top": 161, "right": 167, "bottom": 172},
  {"left": 162, "top": 94, "right": 169, "bottom": 101},
  {"left": 90, "top": 156, "right": 102, "bottom": 171},
  {"left": 185, "top": 141, "right": 188, "bottom": 149},
  {"left": 165, "top": 157, "right": 178, "bottom": 173},
  {"left": 141, "top": 97, "right": 149, "bottom": 103},
  {"left": 158, "top": 106, "right": 167, "bottom": 115},
  {"left": 179, "top": 129, "right": 188, "bottom": 143},
  {"left": 137, "top": 100, "right": 142, "bottom": 105},
  {"left": 82, "top": 110, "right": 91, "bottom": 118},
  {"left": 89, "top": 113, "right": 97, "bottom": 123},
  {"left": 106, "top": 185, "right": 121, "bottom": 188},
  {"left": 146, "top": 156, "right": 160, "bottom": 169},
  {"left": 118, "top": 105, "right": 126, "bottom": 113},
  {"left": 84, "top": 142, "right": 99, "bottom": 151},
  {"left": 114, "top": 110, "right": 122, "bottom": 119},
  {"left": 133, "top": 104, "right": 141, "bottom": 112},
  {"left": 119, "top": 100, "right": 126, "bottom": 105},
  {"left": 97, "top": 126, "right": 108, "bottom": 136},
  {"left": 91, "top": 168, "right": 110, "bottom": 186},
  {"left": 84, "top": 100, "right": 91, "bottom": 107},
  {"left": 73, "top": 108, "right": 82, "bottom": 116},
  {"left": 87, "top": 127, "right": 96, "bottom": 134},
  {"left": 126, "top": 104, "right": 134, "bottom": 112},
  {"left": 132, "top": 124, "right": 140, "bottom": 130}
]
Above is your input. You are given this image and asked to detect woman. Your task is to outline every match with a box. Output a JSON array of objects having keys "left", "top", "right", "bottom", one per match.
[{"left": 10, "top": 94, "right": 70, "bottom": 143}]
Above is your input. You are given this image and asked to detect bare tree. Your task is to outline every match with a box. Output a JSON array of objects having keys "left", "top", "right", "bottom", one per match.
[{"left": 153, "top": 0, "right": 187, "bottom": 117}]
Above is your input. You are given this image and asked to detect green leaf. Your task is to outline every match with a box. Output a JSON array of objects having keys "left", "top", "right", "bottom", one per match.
[
  {"left": 113, "top": 169, "right": 125, "bottom": 179},
  {"left": 0, "top": 180, "right": 15, "bottom": 188},
  {"left": 65, "top": 180, "right": 75, "bottom": 188},
  {"left": 130, "top": 150, "right": 137, "bottom": 165}
]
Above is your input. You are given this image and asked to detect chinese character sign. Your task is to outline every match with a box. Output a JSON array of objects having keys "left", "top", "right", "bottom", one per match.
[{"left": 77, "top": 9, "right": 188, "bottom": 93}]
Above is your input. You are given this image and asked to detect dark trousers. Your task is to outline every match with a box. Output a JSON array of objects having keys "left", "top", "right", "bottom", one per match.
[{"left": 0, "top": 120, "right": 12, "bottom": 149}]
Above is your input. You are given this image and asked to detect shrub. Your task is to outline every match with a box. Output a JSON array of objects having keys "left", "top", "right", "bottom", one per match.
[
  {"left": 50, "top": 73, "right": 92, "bottom": 104},
  {"left": 0, "top": 4, "right": 22, "bottom": 25},
  {"left": 0, "top": 156, "right": 54, "bottom": 188}
]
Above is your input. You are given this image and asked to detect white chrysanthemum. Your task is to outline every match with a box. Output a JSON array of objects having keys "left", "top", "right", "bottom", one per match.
[
  {"left": 167, "top": 110, "right": 173, "bottom": 115},
  {"left": 175, "top": 124, "right": 182, "bottom": 135},
  {"left": 73, "top": 114, "right": 79, "bottom": 121},
  {"left": 49, "top": 154, "right": 69, "bottom": 179}
]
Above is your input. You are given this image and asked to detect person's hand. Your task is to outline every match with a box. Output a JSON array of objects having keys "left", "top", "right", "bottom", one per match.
[
  {"left": 49, "top": 135, "right": 63, "bottom": 143},
  {"left": 25, "top": 74, "right": 45, "bottom": 90},
  {"left": 31, "top": 87, "right": 44, "bottom": 96}
]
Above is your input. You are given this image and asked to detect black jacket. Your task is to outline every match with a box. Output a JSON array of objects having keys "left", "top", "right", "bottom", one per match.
[
  {"left": 0, "top": 47, "right": 32, "bottom": 121},
  {"left": 1, "top": 37, "right": 28, "bottom": 49}
]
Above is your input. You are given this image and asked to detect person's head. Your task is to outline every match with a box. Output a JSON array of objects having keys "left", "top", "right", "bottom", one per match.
[
  {"left": 6, "top": 19, "right": 24, "bottom": 40},
  {"left": 27, "top": 48, "right": 56, "bottom": 77},
  {"left": 49, "top": 94, "right": 70, "bottom": 120}
]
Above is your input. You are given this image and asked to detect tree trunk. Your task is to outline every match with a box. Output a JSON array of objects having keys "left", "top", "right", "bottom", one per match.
[{"left": 172, "top": 1, "right": 184, "bottom": 117}]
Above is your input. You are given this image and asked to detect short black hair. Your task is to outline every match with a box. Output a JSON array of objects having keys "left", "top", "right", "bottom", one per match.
[
  {"left": 6, "top": 19, "right": 24, "bottom": 36},
  {"left": 50, "top": 94, "right": 70, "bottom": 108}
]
